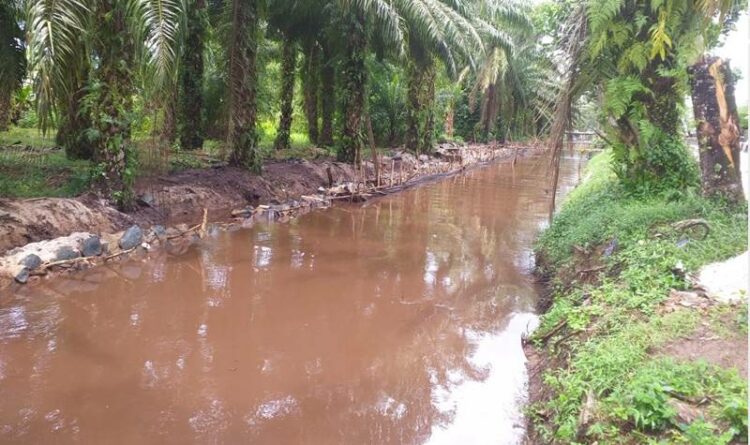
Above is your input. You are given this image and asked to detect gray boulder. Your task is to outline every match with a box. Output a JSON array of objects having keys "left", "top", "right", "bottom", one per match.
[
  {"left": 19, "top": 254, "right": 42, "bottom": 270},
  {"left": 151, "top": 225, "right": 167, "bottom": 241},
  {"left": 81, "top": 236, "right": 103, "bottom": 257},
  {"left": 55, "top": 246, "right": 79, "bottom": 261},
  {"left": 119, "top": 225, "right": 143, "bottom": 250},
  {"left": 11, "top": 265, "right": 29, "bottom": 284}
]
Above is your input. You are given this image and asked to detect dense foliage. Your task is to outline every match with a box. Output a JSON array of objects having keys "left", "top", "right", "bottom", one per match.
[
  {"left": 3, "top": 0, "right": 564, "bottom": 204},
  {"left": 547, "top": 0, "right": 745, "bottom": 195},
  {"left": 0, "top": 0, "right": 744, "bottom": 204}
]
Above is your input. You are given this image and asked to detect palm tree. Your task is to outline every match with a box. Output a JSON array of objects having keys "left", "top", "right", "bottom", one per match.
[
  {"left": 273, "top": 36, "right": 297, "bottom": 151},
  {"left": 399, "top": 0, "right": 488, "bottom": 154},
  {"left": 0, "top": 0, "right": 25, "bottom": 131},
  {"left": 337, "top": 6, "right": 368, "bottom": 164},
  {"left": 226, "top": 0, "right": 261, "bottom": 171},
  {"left": 178, "top": 0, "right": 207, "bottom": 150},
  {"left": 301, "top": 42, "right": 321, "bottom": 145},
  {"left": 319, "top": 41, "right": 336, "bottom": 146},
  {"left": 25, "top": 0, "right": 183, "bottom": 207}
]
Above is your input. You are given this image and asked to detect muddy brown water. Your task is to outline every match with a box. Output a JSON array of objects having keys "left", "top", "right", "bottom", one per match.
[{"left": 0, "top": 153, "right": 582, "bottom": 444}]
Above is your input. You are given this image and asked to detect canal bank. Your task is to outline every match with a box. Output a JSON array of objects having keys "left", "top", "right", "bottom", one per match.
[
  {"left": 0, "top": 144, "right": 526, "bottom": 289},
  {"left": 524, "top": 152, "right": 748, "bottom": 444}
]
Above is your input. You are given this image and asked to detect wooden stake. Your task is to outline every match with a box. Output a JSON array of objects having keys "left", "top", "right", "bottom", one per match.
[{"left": 199, "top": 208, "right": 208, "bottom": 238}]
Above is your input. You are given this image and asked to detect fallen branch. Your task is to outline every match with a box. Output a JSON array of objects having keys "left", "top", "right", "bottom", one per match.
[
  {"left": 104, "top": 246, "right": 138, "bottom": 261},
  {"left": 534, "top": 319, "right": 567, "bottom": 344}
]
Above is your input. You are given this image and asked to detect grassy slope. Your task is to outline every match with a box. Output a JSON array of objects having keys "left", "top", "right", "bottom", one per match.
[
  {"left": 530, "top": 151, "right": 748, "bottom": 444},
  {"left": 0, "top": 126, "right": 321, "bottom": 199}
]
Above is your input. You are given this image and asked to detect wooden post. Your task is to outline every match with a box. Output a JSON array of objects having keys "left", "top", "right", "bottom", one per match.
[{"left": 390, "top": 159, "right": 395, "bottom": 187}]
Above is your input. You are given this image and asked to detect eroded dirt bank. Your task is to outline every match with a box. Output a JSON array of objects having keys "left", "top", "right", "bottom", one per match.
[{"left": 0, "top": 144, "right": 527, "bottom": 287}]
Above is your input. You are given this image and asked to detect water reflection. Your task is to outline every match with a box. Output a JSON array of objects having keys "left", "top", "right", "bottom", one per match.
[{"left": 0, "top": 153, "right": 581, "bottom": 444}]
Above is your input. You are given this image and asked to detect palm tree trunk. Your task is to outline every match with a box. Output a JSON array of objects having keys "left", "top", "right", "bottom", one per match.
[
  {"left": 227, "top": 0, "right": 261, "bottom": 172},
  {"left": 319, "top": 44, "right": 335, "bottom": 147},
  {"left": 406, "top": 57, "right": 436, "bottom": 154},
  {"left": 642, "top": 63, "right": 680, "bottom": 138},
  {"left": 161, "top": 95, "right": 177, "bottom": 143},
  {"left": 689, "top": 56, "right": 744, "bottom": 201},
  {"left": 338, "top": 10, "right": 366, "bottom": 164},
  {"left": 0, "top": 88, "right": 11, "bottom": 131},
  {"left": 90, "top": 0, "right": 136, "bottom": 209},
  {"left": 405, "top": 61, "right": 422, "bottom": 153},
  {"left": 274, "top": 37, "right": 296, "bottom": 151},
  {"left": 419, "top": 61, "right": 436, "bottom": 154},
  {"left": 0, "top": 89, "right": 11, "bottom": 131},
  {"left": 178, "top": 0, "right": 206, "bottom": 150},
  {"left": 444, "top": 101, "right": 454, "bottom": 140},
  {"left": 57, "top": 84, "right": 93, "bottom": 159},
  {"left": 302, "top": 43, "right": 320, "bottom": 145},
  {"left": 57, "top": 54, "right": 93, "bottom": 160}
]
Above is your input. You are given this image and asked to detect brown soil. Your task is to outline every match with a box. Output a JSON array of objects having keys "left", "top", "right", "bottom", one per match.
[
  {"left": 0, "top": 196, "right": 133, "bottom": 254},
  {"left": 131, "top": 160, "right": 360, "bottom": 226},
  {"left": 0, "top": 159, "right": 359, "bottom": 255},
  {"left": 657, "top": 317, "right": 748, "bottom": 379}
]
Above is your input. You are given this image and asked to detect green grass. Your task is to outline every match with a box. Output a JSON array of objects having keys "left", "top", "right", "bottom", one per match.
[
  {"left": 530, "top": 151, "right": 748, "bottom": 444},
  {"left": 0, "top": 128, "right": 89, "bottom": 198},
  {"left": 0, "top": 125, "right": 324, "bottom": 198},
  {"left": 0, "top": 126, "right": 58, "bottom": 148},
  {"left": 0, "top": 149, "right": 90, "bottom": 198}
]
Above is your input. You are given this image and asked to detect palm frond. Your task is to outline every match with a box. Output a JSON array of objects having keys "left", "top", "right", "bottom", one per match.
[
  {"left": 132, "top": 0, "right": 185, "bottom": 86},
  {"left": 26, "top": 0, "right": 90, "bottom": 132}
]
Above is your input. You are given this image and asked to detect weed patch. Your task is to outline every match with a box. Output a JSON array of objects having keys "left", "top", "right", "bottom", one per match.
[{"left": 528, "top": 151, "right": 748, "bottom": 444}]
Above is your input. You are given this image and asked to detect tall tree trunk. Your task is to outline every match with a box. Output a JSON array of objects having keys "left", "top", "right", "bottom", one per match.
[
  {"left": 57, "top": 54, "right": 93, "bottom": 159},
  {"left": 302, "top": 43, "right": 320, "bottom": 145},
  {"left": 405, "top": 60, "right": 422, "bottom": 153},
  {"left": 0, "top": 89, "right": 10, "bottom": 131},
  {"left": 57, "top": 84, "right": 93, "bottom": 159},
  {"left": 319, "top": 44, "right": 335, "bottom": 146},
  {"left": 406, "top": 56, "right": 436, "bottom": 154},
  {"left": 274, "top": 37, "right": 296, "bottom": 151},
  {"left": 227, "top": 0, "right": 260, "bottom": 172},
  {"left": 444, "top": 101, "right": 454, "bottom": 140},
  {"left": 419, "top": 62, "right": 436, "bottom": 154},
  {"left": 689, "top": 56, "right": 744, "bottom": 201},
  {"left": 161, "top": 95, "right": 177, "bottom": 143},
  {"left": 90, "top": 0, "right": 136, "bottom": 209},
  {"left": 337, "top": 10, "right": 366, "bottom": 165},
  {"left": 643, "top": 65, "right": 680, "bottom": 138},
  {"left": 178, "top": 0, "right": 206, "bottom": 150}
]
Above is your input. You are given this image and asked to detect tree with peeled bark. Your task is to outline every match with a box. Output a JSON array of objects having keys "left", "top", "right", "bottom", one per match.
[
  {"left": 227, "top": 0, "right": 261, "bottom": 172},
  {"left": 689, "top": 55, "right": 744, "bottom": 201},
  {"left": 274, "top": 37, "right": 297, "bottom": 151}
]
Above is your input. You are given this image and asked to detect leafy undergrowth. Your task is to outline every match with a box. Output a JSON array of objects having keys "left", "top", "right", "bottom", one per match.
[{"left": 529, "top": 151, "right": 748, "bottom": 444}]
